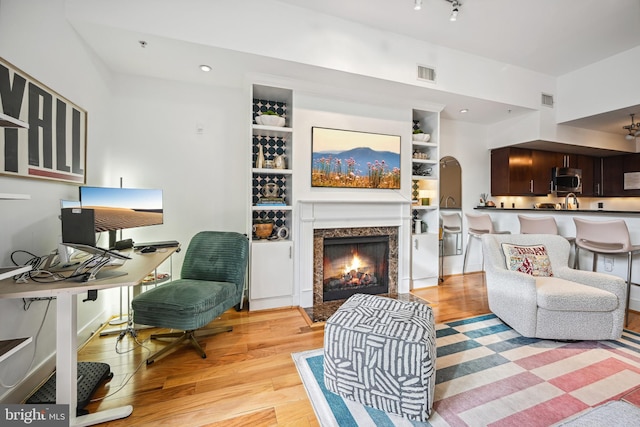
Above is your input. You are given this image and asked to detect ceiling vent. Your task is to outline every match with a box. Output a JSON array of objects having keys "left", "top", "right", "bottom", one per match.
[
  {"left": 541, "top": 93, "right": 554, "bottom": 108},
  {"left": 417, "top": 65, "right": 436, "bottom": 83}
]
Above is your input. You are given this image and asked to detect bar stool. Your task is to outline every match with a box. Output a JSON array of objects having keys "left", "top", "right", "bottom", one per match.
[
  {"left": 441, "top": 212, "right": 462, "bottom": 255},
  {"left": 518, "top": 214, "right": 576, "bottom": 246},
  {"left": 573, "top": 218, "right": 640, "bottom": 326},
  {"left": 518, "top": 215, "right": 559, "bottom": 234},
  {"left": 463, "top": 213, "right": 510, "bottom": 274}
]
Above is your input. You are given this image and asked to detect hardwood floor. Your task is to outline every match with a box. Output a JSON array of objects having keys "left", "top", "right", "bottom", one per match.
[{"left": 79, "top": 273, "right": 640, "bottom": 426}]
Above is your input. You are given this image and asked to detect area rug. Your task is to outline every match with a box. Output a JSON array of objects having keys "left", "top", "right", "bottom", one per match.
[{"left": 292, "top": 313, "right": 640, "bottom": 426}]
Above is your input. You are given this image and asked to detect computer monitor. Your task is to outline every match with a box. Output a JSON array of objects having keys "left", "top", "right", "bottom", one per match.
[{"left": 70, "top": 186, "right": 164, "bottom": 248}]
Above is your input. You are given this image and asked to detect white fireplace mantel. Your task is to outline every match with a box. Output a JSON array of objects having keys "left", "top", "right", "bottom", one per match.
[{"left": 295, "top": 199, "right": 413, "bottom": 308}]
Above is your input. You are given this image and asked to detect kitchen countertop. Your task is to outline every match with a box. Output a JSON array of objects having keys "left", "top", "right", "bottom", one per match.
[{"left": 474, "top": 206, "right": 640, "bottom": 215}]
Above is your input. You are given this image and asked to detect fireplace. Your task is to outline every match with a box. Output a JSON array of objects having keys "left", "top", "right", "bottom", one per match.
[
  {"left": 323, "top": 235, "right": 389, "bottom": 301},
  {"left": 313, "top": 226, "right": 398, "bottom": 307}
]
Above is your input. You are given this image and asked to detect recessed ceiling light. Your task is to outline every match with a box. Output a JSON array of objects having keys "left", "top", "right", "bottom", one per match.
[
  {"left": 138, "top": 40, "right": 147, "bottom": 48},
  {"left": 200, "top": 65, "right": 212, "bottom": 72},
  {"left": 460, "top": 108, "right": 469, "bottom": 114}
]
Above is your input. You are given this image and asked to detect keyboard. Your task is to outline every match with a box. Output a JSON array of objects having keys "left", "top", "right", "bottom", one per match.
[{"left": 133, "top": 240, "right": 180, "bottom": 249}]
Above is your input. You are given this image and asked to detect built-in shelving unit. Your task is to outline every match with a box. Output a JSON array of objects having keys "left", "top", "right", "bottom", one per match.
[
  {"left": 410, "top": 109, "right": 440, "bottom": 287},
  {"left": 248, "top": 84, "right": 295, "bottom": 310}
]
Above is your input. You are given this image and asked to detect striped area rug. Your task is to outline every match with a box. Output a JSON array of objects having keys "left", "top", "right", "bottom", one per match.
[{"left": 292, "top": 313, "right": 640, "bottom": 426}]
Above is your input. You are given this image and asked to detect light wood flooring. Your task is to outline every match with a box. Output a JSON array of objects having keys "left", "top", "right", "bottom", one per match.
[{"left": 79, "top": 273, "right": 640, "bottom": 426}]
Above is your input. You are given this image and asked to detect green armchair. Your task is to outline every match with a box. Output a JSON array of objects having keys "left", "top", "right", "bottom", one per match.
[{"left": 132, "top": 231, "right": 249, "bottom": 364}]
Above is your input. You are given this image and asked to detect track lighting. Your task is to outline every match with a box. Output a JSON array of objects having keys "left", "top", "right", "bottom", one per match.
[
  {"left": 415, "top": 0, "right": 462, "bottom": 21},
  {"left": 623, "top": 114, "right": 640, "bottom": 141},
  {"left": 449, "top": 0, "right": 460, "bottom": 21}
]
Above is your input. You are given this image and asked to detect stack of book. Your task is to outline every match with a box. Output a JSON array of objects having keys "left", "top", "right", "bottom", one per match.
[{"left": 257, "top": 197, "right": 286, "bottom": 206}]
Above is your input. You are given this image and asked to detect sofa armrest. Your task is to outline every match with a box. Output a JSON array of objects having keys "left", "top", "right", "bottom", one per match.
[
  {"left": 485, "top": 268, "right": 538, "bottom": 303},
  {"left": 555, "top": 267, "right": 627, "bottom": 302}
]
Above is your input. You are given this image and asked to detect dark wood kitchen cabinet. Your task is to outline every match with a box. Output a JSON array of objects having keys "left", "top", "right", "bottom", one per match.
[
  {"left": 491, "top": 147, "right": 561, "bottom": 196},
  {"left": 575, "top": 154, "right": 595, "bottom": 196},
  {"left": 491, "top": 147, "right": 534, "bottom": 196},
  {"left": 601, "top": 156, "right": 624, "bottom": 196},
  {"left": 531, "top": 150, "right": 560, "bottom": 194},
  {"left": 492, "top": 147, "right": 598, "bottom": 197}
]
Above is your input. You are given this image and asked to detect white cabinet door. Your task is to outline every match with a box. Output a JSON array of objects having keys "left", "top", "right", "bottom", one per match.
[
  {"left": 412, "top": 233, "right": 439, "bottom": 285},
  {"left": 250, "top": 240, "right": 293, "bottom": 300}
]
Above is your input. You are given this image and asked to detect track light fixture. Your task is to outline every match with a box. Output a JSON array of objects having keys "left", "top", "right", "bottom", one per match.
[
  {"left": 448, "top": 0, "right": 461, "bottom": 21},
  {"left": 414, "top": 0, "right": 462, "bottom": 21},
  {"left": 623, "top": 114, "right": 640, "bottom": 141}
]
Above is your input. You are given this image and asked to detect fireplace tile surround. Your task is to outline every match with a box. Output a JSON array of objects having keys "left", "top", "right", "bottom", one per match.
[
  {"left": 313, "top": 226, "right": 398, "bottom": 307},
  {"left": 297, "top": 200, "right": 412, "bottom": 311}
]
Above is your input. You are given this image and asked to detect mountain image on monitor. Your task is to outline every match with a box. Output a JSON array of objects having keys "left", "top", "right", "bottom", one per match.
[{"left": 84, "top": 206, "right": 163, "bottom": 232}]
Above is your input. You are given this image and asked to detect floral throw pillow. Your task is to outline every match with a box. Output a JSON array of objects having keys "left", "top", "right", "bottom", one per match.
[{"left": 501, "top": 243, "right": 553, "bottom": 277}]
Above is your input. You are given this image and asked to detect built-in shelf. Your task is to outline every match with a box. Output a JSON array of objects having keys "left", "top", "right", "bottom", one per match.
[
  {"left": 0, "top": 337, "right": 32, "bottom": 363},
  {"left": 0, "top": 193, "right": 31, "bottom": 200},
  {"left": 252, "top": 205, "right": 293, "bottom": 211},
  {"left": 252, "top": 168, "right": 293, "bottom": 175},
  {"left": 252, "top": 125, "right": 292, "bottom": 137},
  {"left": 411, "top": 205, "right": 438, "bottom": 211},
  {"left": 0, "top": 113, "right": 29, "bottom": 129}
]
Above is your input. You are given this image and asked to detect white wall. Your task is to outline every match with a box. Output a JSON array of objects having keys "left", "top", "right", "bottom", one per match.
[
  {"left": 104, "top": 74, "right": 248, "bottom": 261},
  {"left": 557, "top": 45, "right": 640, "bottom": 123},
  {"left": 0, "top": 0, "right": 114, "bottom": 401}
]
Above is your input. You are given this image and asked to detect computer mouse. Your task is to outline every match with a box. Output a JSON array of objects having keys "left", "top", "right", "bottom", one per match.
[{"left": 140, "top": 246, "right": 157, "bottom": 253}]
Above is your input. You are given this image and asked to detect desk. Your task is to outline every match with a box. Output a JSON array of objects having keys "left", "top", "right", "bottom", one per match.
[{"left": 0, "top": 247, "right": 177, "bottom": 427}]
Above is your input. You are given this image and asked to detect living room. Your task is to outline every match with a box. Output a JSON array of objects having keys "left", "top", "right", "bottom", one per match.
[{"left": 1, "top": 0, "right": 640, "bottom": 425}]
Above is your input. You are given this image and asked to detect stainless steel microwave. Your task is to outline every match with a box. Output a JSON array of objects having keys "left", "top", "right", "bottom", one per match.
[{"left": 552, "top": 167, "right": 582, "bottom": 193}]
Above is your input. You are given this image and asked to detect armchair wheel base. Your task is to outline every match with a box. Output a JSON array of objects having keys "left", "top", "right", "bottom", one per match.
[{"left": 146, "top": 326, "right": 233, "bottom": 364}]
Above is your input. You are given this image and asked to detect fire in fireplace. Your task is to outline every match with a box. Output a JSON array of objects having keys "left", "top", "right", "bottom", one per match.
[{"left": 323, "top": 235, "right": 389, "bottom": 301}]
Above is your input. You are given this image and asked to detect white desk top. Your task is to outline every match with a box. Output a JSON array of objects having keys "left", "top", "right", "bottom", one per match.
[{"left": 0, "top": 247, "right": 178, "bottom": 299}]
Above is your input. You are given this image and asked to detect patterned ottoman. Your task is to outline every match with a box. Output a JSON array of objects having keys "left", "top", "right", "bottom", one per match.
[{"left": 323, "top": 293, "right": 436, "bottom": 422}]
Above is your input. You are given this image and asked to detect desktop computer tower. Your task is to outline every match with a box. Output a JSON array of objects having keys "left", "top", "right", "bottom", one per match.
[{"left": 61, "top": 208, "right": 96, "bottom": 246}]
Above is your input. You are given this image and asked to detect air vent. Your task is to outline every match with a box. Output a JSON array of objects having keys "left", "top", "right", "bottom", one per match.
[
  {"left": 417, "top": 65, "right": 436, "bottom": 83},
  {"left": 541, "top": 93, "right": 554, "bottom": 108}
]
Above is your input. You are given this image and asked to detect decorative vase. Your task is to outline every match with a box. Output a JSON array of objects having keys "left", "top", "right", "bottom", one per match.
[
  {"left": 256, "top": 143, "right": 265, "bottom": 168},
  {"left": 274, "top": 154, "right": 286, "bottom": 169},
  {"left": 253, "top": 222, "right": 274, "bottom": 239}
]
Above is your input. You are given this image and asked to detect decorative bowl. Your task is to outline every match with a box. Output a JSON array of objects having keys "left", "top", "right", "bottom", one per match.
[
  {"left": 255, "top": 115, "right": 285, "bottom": 127},
  {"left": 412, "top": 133, "right": 431, "bottom": 142},
  {"left": 253, "top": 222, "right": 274, "bottom": 239}
]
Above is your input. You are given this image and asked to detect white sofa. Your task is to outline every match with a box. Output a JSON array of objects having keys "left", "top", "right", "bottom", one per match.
[{"left": 481, "top": 233, "right": 625, "bottom": 340}]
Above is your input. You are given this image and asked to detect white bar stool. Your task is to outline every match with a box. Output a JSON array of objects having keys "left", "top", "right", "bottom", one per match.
[
  {"left": 463, "top": 213, "right": 510, "bottom": 274},
  {"left": 518, "top": 215, "right": 576, "bottom": 260},
  {"left": 441, "top": 212, "right": 462, "bottom": 255},
  {"left": 573, "top": 217, "right": 640, "bottom": 326}
]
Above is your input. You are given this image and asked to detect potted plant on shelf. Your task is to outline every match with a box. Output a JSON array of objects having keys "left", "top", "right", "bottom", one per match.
[
  {"left": 253, "top": 216, "right": 275, "bottom": 240},
  {"left": 412, "top": 128, "right": 431, "bottom": 142},
  {"left": 255, "top": 109, "right": 286, "bottom": 127}
]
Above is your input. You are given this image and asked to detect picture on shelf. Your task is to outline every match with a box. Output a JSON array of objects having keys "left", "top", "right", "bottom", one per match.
[{"left": 311, "top": 127, "right": 400, "bottom": 189}]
